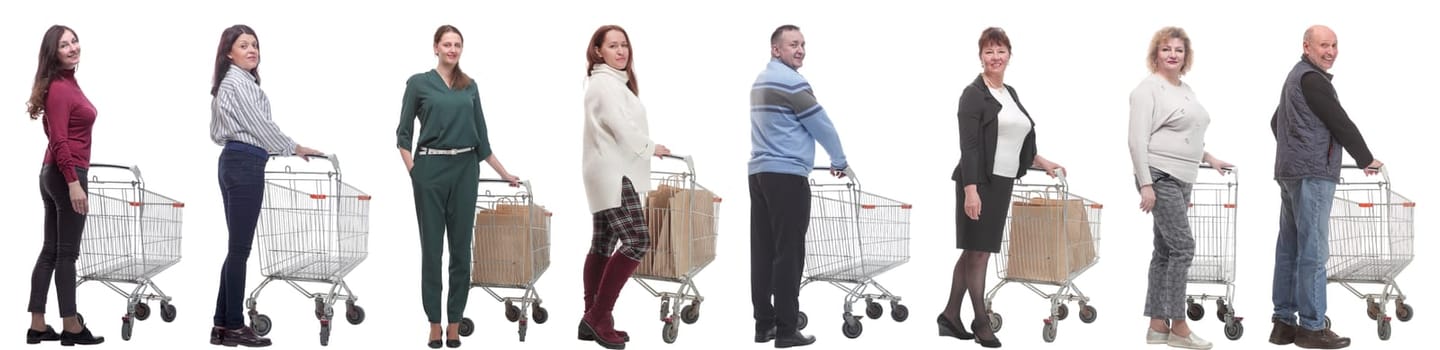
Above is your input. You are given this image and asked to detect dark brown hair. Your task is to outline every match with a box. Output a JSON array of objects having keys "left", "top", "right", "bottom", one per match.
[
  {"left": 27, "top": 25, "right": 76, "bottom": 120},
  {"left": 434, "top": 25, "right": 473, "bottom": 91},
  {"left": 211, "top": 24, "right": 260, "bottom": 97},
  {"left": 978, "top": 27, "right": 1011, "bottom": 54},
  {"left": 586, "top": 25, "right": 638, "bottom": 95}
]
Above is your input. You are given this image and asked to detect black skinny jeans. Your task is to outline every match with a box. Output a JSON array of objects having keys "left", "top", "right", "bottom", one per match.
[{"left": 29, "top": 164, "right": 89, "bottom": 318}]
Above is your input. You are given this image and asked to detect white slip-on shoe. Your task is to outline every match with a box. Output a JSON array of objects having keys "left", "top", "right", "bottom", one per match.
[
  {"left": 1147, "top": 328, "right": 1170, "bottom": 344},
  {"left": 1167, "top": 331, "right": 1213, "bottom": 350}
]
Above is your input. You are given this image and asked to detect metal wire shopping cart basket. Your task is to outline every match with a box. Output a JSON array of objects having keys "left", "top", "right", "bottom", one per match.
[
  {"left": 1182, "top": 164, "right": 1245, "bottom": 340},
  {"left": 633, "top": 154, "right": 721, "bottom": 344},
  {"left": 77, "top": 163, "right": 184, "bottom": 341},
  {"left": 458, "top": 178, "right": 552, "bottom": 342},
  {"left": 1324, "top": 164, "right": 1415, "bottom": 340}
]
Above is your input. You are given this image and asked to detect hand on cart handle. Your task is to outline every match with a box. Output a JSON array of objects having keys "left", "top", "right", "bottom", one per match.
[
  {"left": 500, "top": 173, "right": 521, "bottom": 187},
  {"left": 1201, "top": 154, "right": 1235, "bottom": 176},
  {"left": 653, "top": 144, "right": 671, "bottom": 159},
  {"left": 294, "top": 144, "right": 325, "bottom": 162},
  {"left": 1030, "top": 156, "right": 1065, "bottom": 178},
  {"left": 1364, "top": 159, "right": 1383, "bottom": 176}
]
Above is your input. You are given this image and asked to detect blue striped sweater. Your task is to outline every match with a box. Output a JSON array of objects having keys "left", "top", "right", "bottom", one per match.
[{"left": 749, "top": 58, "right": 848, "bottom": 176}]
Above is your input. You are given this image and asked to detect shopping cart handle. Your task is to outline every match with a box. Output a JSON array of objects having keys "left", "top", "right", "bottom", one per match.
[
  {"left": 268, "top": 153, "right": 341, "bottom": 170},
  {"left": 87, "top": 163, "right": 144, "bottom": 183},
  {"left": 480, "top": 178, "right": 532, "bottom": 192},
  {"left": 1199, "top": 163, "right": 1236, "bottom": 173},
  {"left": 1341, "top": 163, "right": 1382, "bottom": 170}
]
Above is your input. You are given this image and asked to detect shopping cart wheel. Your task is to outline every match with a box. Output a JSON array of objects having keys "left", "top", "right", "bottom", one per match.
[
  {"left": 1055, "top": 304, "right": 1069, "bottom": 321},
  {"left": 505, "top": 302, "right": 521, "bottom": 323},
  {"left": 315, "top": 298, "right": 327, "bottom": 320},
  {"left": 1378, "top": 318, "right": 1392, "bottom": 341},
  {"left": 251, "top": 314, "right": 273, "bottom": 336},
  {"left": 842, "top": 317, "right": 863, "bottom": 339},
  {"left": 346, "top": 305, "right": 365, "bottom": 325},
  {"left": 1042, "top": 321, "right": 1057, "bottom": 343},
  {"left": 135, "top": 303, "right": 151, "bottom": 321},
  {"left": 160, "top": 302, "right": 177, "bottom": 323},
  {"left": 681, "top": 304, "right": 699, "bottom": 324},
  {"left": 1397, "top": 303, "right": 1413, "bottom": 322},
  {"left": 890, "top": 303, "right": 909, "bottom": 322},
  {"left": 320, "top": 320, "right": 331, "bottom": 346},
  {"left": 1079, "top": 305, "right": 1097, "bottom": 324},
  {"left": 533, "top": 306, "right": 550, "bottom": 324},
  {"left": 1187, "top": 302, "right": 1204, "bottom": 321},
  {"left": 865, "top": 301, "right": 882, "bottom": 320},
  {"left": 1224, "top": 319, "right": 1244, "bottom": 340},
  {"left": 662, "top": 320, "right": 679, "bottom": 344},
  {"left": 1216, "top": 299, "right": 1230, "bottom": 322},
  {"left": 1367, "top": 299, "right": 1381, "bottom": 320},
  {"left": 121, "top": 317, "right": 133, "bottom": 341},
  {"left": 989, "top": 312, "right": 1004, "bottom": 332},
  {"left": 458, "top": 318, "right": 475, "bottom": 337},
  {"left": 797, "top": 311, "right": 809, "bottom": 330}
]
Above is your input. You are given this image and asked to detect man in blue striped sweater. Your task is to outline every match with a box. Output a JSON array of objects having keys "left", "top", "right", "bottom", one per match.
[{"left": 748, "top": 24, "right": 849, "bottom": 349}]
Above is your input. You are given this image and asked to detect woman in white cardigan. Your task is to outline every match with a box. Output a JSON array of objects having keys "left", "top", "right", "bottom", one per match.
[{"left": 576, "top": 24, "right": 671, "bottom": 350}]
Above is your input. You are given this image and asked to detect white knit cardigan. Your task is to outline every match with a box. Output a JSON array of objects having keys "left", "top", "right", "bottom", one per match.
[{"left": 582, "top": 63, "right": 655, "bottom": 213}]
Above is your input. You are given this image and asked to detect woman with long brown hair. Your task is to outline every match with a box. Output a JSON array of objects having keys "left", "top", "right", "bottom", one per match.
[
  {"left": 395, "top": 24, "right": 520, "bottom": 349},
  {"left": 25, "top": 24, "right": 105, "bottom": 347},
  {"left": 576, "top": 24, "right": 671, "bottom": 350}
]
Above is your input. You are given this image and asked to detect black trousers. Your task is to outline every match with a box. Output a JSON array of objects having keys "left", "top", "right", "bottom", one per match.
[
  {"left": 749, "top": 172, "right": 811, "bottom": 335},
  {"left": 29, "top": 164, "right": 89, "bottom": 318}
]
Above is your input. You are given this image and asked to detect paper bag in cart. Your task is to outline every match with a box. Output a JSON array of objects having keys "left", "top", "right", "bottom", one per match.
[
  {"left": 639, "top": 185, "right": 717, "bottom": 279},
  {"left": 1004, "top": 198, "right": 1095, "bottom": 284},
  {"left": 472, "top": 204, "right": 551, "bottom": 286}
]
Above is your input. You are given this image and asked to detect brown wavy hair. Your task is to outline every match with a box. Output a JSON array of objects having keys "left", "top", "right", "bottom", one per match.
[
  {"left": 434, "top": 25, "right": 472, "bottom": 91},
  {"left": 27, "top": 25, "right": 76, "bottom": 120},
  {"left": 586, "top": 25, "right": 638, "bottom": 95}
]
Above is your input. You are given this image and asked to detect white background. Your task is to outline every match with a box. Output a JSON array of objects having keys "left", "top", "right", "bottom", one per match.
[{"left": 1, "top": 0, "right": 1433, "bottom": 349}]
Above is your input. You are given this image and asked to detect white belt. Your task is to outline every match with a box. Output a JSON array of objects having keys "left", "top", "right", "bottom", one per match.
[{"left": 417, "top": 147, "right": 473, "bottom": 156}]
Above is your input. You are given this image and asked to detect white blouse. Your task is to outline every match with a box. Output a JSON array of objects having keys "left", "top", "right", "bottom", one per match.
[{"left": 991, "top": 87, "right": 1032, "bottom": 178}]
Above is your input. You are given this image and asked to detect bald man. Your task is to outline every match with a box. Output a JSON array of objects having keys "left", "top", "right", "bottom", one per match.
[{"left": 1267, "top": 25, "right": 1382, "bottom": 349}]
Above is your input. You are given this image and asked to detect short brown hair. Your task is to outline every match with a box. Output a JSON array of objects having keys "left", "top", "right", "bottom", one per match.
[
  {"left": 978, "top": 27, "right": 1010, "bottom": 54},
  {"left": 1147, "top": 26, "right": 1193, "bottom": 74}
]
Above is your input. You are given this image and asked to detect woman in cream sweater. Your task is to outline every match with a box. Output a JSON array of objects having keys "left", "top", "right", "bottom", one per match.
[{"left": 576, "top": 24, "right": 671, "bottom": 350}]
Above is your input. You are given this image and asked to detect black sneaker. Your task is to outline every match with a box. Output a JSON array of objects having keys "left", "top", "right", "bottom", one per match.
[
  {"left": 58, "top": 326, "right": 104, "bottom": 346},
  {"left": 26, "top": 325, "right": 61, "bottom": 344}
]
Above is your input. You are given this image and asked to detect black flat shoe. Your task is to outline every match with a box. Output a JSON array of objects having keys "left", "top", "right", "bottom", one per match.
[
  {"left": 428, "top": 339, "right": 442, "bottom": 349},
  {"left": 27, "top": 325, "right": 61, "bottom": 344},
  {"left": 446, "top": 338, "right": 461, "bottom": 348},
  {"left": 774, "top": 331, "right": 816, "bottom": 348},
  {"left": 218, "top": 326, "right": 270, "bottom": 347},
  {"left": 59, "top": 326, "right": 104, "bottom": 346},
  {"left": 210, "top": 326, "right": 224, "bottom": 345},
  {"left": 755, "top": 326, "right": 777, "bottom": 343},
  {"left": 937, "top": 314, "right": 974, "bottom": 340}
]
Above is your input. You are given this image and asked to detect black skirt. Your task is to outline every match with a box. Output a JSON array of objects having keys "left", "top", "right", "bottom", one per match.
[{"left": 955, "top": 175, "right": 1016, "bottom": 253}]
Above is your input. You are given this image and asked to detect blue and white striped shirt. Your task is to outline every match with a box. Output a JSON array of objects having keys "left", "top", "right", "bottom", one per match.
[{"left": 210, "top": 64, "right": 296, "bottom": 156}]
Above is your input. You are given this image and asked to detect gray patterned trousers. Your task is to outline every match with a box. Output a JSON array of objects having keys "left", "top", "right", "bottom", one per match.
[{"left": 1143, "top": 167, "right": 1195, "bottom": 320}]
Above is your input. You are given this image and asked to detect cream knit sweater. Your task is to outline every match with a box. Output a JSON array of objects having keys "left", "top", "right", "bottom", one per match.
[
  {"left": 1128, "top": 73, "right": 1211, "bottom": 186},
  {"left": 583, "top": 63, "right": 655, "bottom": 213}
]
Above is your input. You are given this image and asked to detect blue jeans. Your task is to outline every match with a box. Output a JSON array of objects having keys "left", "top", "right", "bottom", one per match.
[
  {"left": 1272, "top": 177, "right": 1336, "bottom": 331},
  {"left": 212, "top": 142, "right": 269, "bottom": 329}
]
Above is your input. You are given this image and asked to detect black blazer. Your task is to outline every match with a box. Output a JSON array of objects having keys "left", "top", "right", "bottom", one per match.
[{"left": 951, "top": 74, "right": 1038, "bottom": 185}]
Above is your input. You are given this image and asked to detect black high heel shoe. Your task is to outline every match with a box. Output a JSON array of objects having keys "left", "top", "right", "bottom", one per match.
[
  {"left": 971, "top": 319, "right": 1001, "bottom": 348},
  {"left": 937, "top": 314, "right": 974, "bottom": 340}
]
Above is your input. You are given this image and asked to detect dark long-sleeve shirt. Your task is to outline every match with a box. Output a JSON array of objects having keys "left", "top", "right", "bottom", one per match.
[
  {"left": 395, "top": 70, "right": 493, "bottom": 160},
  {"left": 42, "top": 69, "right": 97, "bottom": 184},
  {"left": 1271, "top": 71, "right": 1374, "bottom": 167}
]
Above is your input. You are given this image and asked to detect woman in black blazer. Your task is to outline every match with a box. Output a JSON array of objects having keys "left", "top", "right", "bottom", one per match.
[{"left": 938, "top": 27, "right": 1063, "bottom": 348}]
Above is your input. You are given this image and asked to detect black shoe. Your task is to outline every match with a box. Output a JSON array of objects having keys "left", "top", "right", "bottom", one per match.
[
  {"left": 428, "top": 339, "right": 442, "bottom": 349},
  {"left": 774, "top": 331, "right": 816, "bottom": 348},
  {"left": 58, "top": 326, "right": 104, "bottom": 346},
  {"left": 971, "top": 319, "right": 1001, "bottom": 348},
  {"left": 210, "top": 327, "right": 224, "bottom": 345},
  {"left": 937, "top": 314, "right": 975, "bottom": 340},
  {"left": 755, "top": 326, "right": 777, "bottom": 342},
  {"left": 219, "top": 327, "right": 271, "bottom": 347},
  {"left": 27, "top": 325, "right": 61, "bottom": 344},
  {"left": 446, "top": 338, "right": 461, "bottom": 348}
]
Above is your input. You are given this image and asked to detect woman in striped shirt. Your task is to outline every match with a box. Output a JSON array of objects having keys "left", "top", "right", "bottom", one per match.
[{"left": 206, "top": 24, "right": 323, "bottom": 348}]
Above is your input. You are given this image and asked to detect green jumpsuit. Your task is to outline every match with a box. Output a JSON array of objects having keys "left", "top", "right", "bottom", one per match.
[{"left": 396, "top": 69, "right": 493, "bottom": 324}]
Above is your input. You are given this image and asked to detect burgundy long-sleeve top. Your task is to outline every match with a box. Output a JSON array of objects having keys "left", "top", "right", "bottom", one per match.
[{"left": 41, "top": 69, "right": 97, "bottom": 184}]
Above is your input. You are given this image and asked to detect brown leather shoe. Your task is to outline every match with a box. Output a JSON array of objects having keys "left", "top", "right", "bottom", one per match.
[
  {"left": 1269, "top": 318, "right": 1296, "bottom": 345},
  {"left": 1294, "top": 327, "right": 1349, "bottom": 349}
]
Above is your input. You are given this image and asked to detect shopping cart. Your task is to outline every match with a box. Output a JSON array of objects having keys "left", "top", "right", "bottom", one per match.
[
  {"left": 457, "top": 178, "right": 552, "bottom": 342},
  {"left": 1182, "top": 164, "right": 1244, "bottom": 340},
  {"left": 796, "top": 166, "right": 912, "bottom": 339},
  {"left": 984, "top": 167, "right": 1102, "bottom": 343},
  {"left": 1323, "top": 164, "right": 1415, "bottom": 341},
  {"left": 76, "top": 163, "right": 184, "bottom": 341},
  {"left": 632, "top": 154, "right": 721, "bottom": 344},
  {"left": 245, "top": 154, "right": 371, "bottom": 346}
]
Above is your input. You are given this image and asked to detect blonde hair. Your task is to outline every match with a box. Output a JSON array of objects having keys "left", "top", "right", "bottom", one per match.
[{"left": 1146, "top": 26, "right": 1192, "bottom": 74}]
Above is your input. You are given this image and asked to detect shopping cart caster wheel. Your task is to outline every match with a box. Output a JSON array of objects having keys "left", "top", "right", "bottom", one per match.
[
  {"left": 1378, "top": 318, "right": 1392, "bottom": 341},
  {"left": 890, "top": 303, "right": 909, "bottom": 322},
  {"left": 865, "top": 301, "right": 883, "bottom": 320},
  {"left": 989, "top": 312, "right": 1004, "bottom": 332},
  {"left": 842, "top": 318, "right": 863, "bottom": 339},
  {"left": 1187, "top": 302, "right": 1205, "bottom": 321},
  {"left": 662, "top": 320, "right": 679, "bottom": 344},
  {"left": 134, "top": 303, "right": 151, "bottom": 321},
  {"left": 681, "top": 304, "right": 699, "bottom": 324},
  {"left": 1397, "top": 303, "right": 1414, "bottom": 322},
  {"left": 797, "top": 311, "right": 809, "bottom": 330},
  {"left": 458, "top": 318, "right": 475, "bottom": 337},
  {"left": 1079, "top": 305, "right": 1097, "bottom": 324},
  {"left": 1216, "top": 299, "right": 1230, "bottom": 322},
  {"left": 533, "top": 306, "right": 549, "bottom": 324},
  {"left": 1224, "top": 319, "right": 1244, "bottom": 340},
  {"left": 1055, "top": 304, "right": 1069, "bottom": 321},
  {"left": 252, "top": 314, "right": 273, "bottom": 336},
  {"left": 121, "top": 317, "right": 134, "bottom": 341},
  {"left": 346, "top": 305, "right": 365, "bottom": 325},
  {"left": 1042, "top": 322, "right": 1058, "bottom": 343},
  {"left": 505, "top": 303, "right": 521, "bottom": 323},
  {"left": 160, "top": 302, "right": 177, "bottom": 323},
  {"left": 1367, "top": 299, "right": 1381, "bottom": 320},
  {"left": 320, "top": 321, "right": 331, "bottom": 346}
]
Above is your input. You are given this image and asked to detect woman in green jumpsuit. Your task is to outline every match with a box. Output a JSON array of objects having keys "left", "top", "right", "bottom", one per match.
[{"left": 396, "top": 24, "right": 520, "bottom": 349}]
